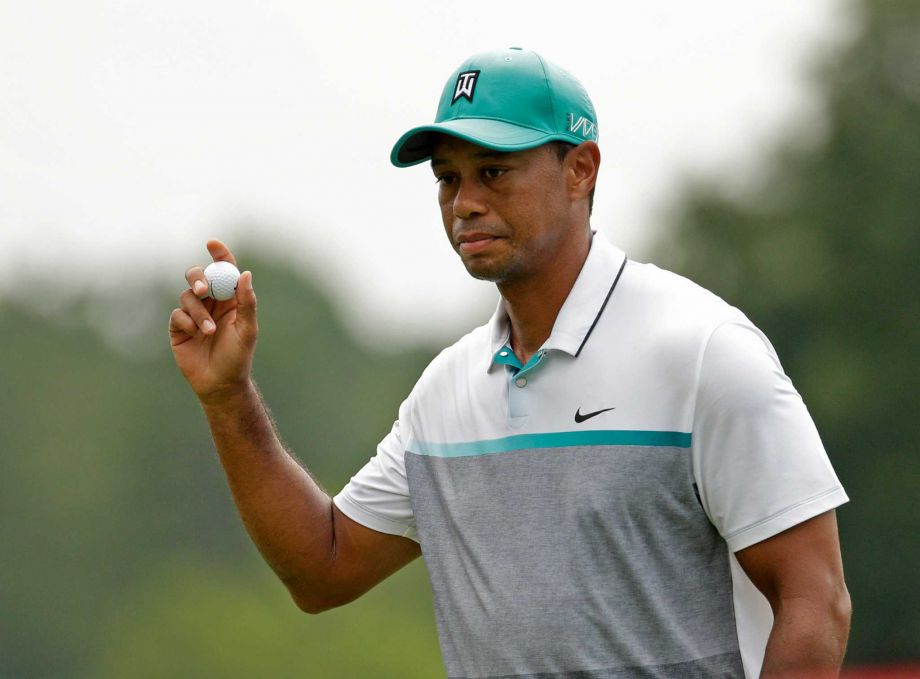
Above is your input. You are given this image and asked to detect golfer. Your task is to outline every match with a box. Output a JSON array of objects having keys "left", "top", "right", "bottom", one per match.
[{"left": 170, "top": 48, "right": 851, "bottom": 678}]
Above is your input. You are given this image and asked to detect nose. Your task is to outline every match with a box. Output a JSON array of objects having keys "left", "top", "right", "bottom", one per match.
[{"left": 452, "top": 177, "right": 488, "bottom": 220}]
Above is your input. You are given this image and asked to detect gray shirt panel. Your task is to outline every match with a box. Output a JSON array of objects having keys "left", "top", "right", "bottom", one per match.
[{"left": 406, "top": 444, "right": 742, "bottom": 679}]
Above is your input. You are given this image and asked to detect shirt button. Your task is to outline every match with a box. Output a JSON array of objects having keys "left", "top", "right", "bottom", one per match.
[
  {"left": 499, "top": 351, "right": 509, "bottom": 357},
  {"left": 515, "top": 377, "right": 527, "bottom": 388}
]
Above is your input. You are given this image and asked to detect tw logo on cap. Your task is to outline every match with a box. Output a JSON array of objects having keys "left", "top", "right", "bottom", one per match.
[{"left": 452, "top": 70, "right": 480, "bottom": 105}]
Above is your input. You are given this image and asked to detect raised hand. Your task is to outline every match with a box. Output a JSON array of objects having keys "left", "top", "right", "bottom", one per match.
[{"left": 169, "top": 239, "right": 258, "bottom": 404}]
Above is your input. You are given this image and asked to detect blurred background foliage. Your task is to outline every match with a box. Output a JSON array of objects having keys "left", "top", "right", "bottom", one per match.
[
  {"left": 1, "top": 0, "right": 918, "bottom": 675},
  {"left": 0, "top": 261, "right": 442, "bottom": 678}
]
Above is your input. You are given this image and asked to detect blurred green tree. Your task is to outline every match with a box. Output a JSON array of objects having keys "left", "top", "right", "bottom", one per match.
[
  {"left": 0, "top": 257, "right": 443, "bottom": 678},
  {"left": 652, "top": 0, "right": 920, "bottom": 662}
]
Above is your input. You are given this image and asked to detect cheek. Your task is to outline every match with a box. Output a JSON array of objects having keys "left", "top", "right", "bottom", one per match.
[
  {"left": 438, "top": 188, "right": 454, "bottom": 218},
  {"left": 439, "top": 201, "right": 453, "bottom": 230},
  {"left": 439, "top": 202, "right": 456, "bottom": 244}
]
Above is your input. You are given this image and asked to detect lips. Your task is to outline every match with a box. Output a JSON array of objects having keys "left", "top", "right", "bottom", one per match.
[{"left": 456, "top": 231, "right": 502, "bottom": 254}]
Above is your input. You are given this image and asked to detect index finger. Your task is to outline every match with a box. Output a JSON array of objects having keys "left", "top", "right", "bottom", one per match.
[{"left": 206, "top": 239, "right": 238, "bottom": 266}]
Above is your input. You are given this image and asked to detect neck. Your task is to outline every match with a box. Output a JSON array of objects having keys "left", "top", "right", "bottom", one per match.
[{"left": 498, "top": 230, "right": 591, "bottom": 364}]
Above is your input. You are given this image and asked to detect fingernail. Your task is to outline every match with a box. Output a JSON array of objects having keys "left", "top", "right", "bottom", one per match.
[
  {"left": 203, "top": 320, "right": 216, "bottom": 334},
  {"left": 194, "top": 281, "right": 207, "bottom": 295}
]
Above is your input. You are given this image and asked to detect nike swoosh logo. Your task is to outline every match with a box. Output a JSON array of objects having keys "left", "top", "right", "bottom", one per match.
[{"left": 574, "top": 407, "right": 615, "bottom": 423}]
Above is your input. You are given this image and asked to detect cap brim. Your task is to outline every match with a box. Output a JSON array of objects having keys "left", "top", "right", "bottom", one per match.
[{"left": 390, "top": 118, "right": 565, "bottom": 168}]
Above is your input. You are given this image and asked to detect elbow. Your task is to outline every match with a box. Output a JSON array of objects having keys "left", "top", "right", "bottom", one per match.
[
  {"left": 292, "top": 593, "right": 337, "bottom": 615},
  {"left": 831, "top": 583, "right": 852, "bottom": 639},
  {"left": 802, "top": 578, "right": 852, "bottom": 655},
  {"left": 286, "top": 577, "right": 355, "bottom": 615}
]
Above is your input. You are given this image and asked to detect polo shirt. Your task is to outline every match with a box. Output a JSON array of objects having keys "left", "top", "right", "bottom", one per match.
[{"left": 333, "top": 232, "right": 848, "bottom": 679}]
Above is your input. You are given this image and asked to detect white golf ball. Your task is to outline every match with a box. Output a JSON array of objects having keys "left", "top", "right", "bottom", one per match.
[{"left": 203, "top": 261, "right": 241, "bottom": 301}]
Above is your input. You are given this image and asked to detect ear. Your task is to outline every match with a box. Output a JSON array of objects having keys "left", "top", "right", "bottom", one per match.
[{"left": 565, "top": 141, "right": 600, "bottom": 204}]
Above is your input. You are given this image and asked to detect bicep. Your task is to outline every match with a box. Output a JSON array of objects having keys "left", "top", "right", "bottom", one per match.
[
  {"left": 327, "top": 503, "right": 421, "bottom": 606},
  {"left": 735, "top": 509, "right": 846, "bottom": 612},
  {"left": 319, "top": 396, "right": 422, "bottom": 606}
]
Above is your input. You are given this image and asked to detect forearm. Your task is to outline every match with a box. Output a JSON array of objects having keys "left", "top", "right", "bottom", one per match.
[
  {"left": 200, "top": 381, "right": 337, "bottom": 600},
  {"left": 761, "top": 593, "right": 851, "bottom": 678}
]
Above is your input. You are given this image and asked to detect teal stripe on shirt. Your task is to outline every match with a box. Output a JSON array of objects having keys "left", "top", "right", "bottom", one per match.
[{"left": 407, "top": 430, "right": 692, "bottom": 458}]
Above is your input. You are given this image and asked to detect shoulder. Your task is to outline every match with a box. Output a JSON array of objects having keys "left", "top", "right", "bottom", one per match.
[
  {"left": 610, "top": 259, "right": 753, "bottom": 360},
  {"left": 619, "top": 259, "right": 744, "bottom": 325},
  {"left": 623, "top": 265, "right": 791, "bottom": 413},
  {"left": 697, "top": 321, "right": 790, "bottom": 416}
]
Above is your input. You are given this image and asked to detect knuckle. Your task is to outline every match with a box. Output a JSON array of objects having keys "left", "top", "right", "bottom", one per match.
[
  {"left": 180, "top": 290, "right": 206, "bottom": 314},
  {"left": 185, "top": 265, "right": 203, "bottom": 280},
  {"left": 168, "top": 309, "right": 193, "bottom": 333},
  {"left": 183, "top": 300, "right": 208, "bottom": 320}
]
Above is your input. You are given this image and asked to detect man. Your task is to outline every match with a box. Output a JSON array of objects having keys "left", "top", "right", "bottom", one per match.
[{"left": 170, "top": 48, "right": 851, "bottom": 678}]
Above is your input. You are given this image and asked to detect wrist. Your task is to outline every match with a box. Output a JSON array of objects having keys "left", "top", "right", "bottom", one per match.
[{"left": 198, "top": 378, "right": 259, "bottom": 411}]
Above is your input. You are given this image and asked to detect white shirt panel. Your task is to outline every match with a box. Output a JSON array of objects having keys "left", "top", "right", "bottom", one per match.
[{"left": 729, "top": 551, "right": 775, "bottom": 677}]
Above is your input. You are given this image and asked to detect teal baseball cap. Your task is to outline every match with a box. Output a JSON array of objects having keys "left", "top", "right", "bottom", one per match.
[{"left": 390, "top": 47, "right": 598, "bottom": 168}]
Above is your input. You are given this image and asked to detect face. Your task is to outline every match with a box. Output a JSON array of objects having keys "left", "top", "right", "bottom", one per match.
[{"left": 430, "top": 136, "right": 578, "bottom": 284}]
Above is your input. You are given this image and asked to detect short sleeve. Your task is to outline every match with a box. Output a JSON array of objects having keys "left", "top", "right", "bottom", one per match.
[
  {"left": 333, "top": 397, "right": 418, "bottom": 542},
  {"left": 692, "top": 321, "right": 848, "bottom": 552}
]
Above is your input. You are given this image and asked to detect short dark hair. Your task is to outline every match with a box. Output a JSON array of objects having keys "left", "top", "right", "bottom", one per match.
[{"left": 549, "top": 141, "right": 595, "bottom": 216}]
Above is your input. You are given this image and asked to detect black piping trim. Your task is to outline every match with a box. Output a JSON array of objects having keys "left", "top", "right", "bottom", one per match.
[{"left": 575, "top": 254, "right": 628, "bottom": 357}]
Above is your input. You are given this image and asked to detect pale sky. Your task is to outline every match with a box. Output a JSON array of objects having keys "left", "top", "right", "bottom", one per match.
[{"left": 0, "top": 0, "right": 853, "bottom": 347}]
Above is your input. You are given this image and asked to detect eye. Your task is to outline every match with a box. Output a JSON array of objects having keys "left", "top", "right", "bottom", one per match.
[
  {"left": 435, "top": 174, "right": 457, "bottom": 185},
  {"left": 482, "top": 167, "right": 507, "bottom": 180}
]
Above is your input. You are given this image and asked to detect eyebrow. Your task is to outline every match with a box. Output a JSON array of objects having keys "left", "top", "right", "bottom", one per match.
[{"left": 430, "top": 149, "right": 510, "bottom": 167}]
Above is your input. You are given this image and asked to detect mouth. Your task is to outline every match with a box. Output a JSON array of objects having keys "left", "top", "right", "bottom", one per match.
[{"left": 456, "top": 232, "right": 502, "bottom": 254}]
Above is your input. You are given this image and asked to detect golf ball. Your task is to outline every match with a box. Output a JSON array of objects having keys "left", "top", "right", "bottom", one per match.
[{"left": 203, "top": 261, "right": 240, "bottom": 301}]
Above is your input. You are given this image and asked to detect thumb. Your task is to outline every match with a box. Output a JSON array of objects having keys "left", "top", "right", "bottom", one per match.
[{"left": 235, "top": 271, "right": 258, "bottom": 343}]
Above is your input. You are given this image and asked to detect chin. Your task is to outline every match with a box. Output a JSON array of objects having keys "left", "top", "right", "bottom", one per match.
[
  {"left": 469, "top": 270, "right": 503, "bottom": 283},
  {"left": 462, "top": 259, "right": 518, "bottom": 284}
]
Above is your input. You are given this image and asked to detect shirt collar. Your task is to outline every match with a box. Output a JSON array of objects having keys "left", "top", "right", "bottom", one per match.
[{"left": 486, "top": 232, "right": 628, "bottom": 372}]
